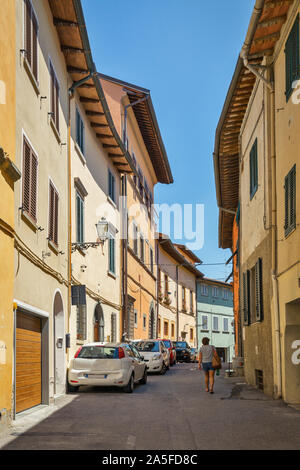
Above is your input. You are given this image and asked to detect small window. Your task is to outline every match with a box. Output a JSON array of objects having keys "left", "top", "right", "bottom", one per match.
[
  {"left": 223, "top": 289, "right": 229, "bottom": 300},
  {"left": 109, "top": 236, "right": 116, "bottom": 275},
  {"left": 201, "top": 284, "right": 208, "bottom": 296},
  {"left": 76, "top": 108, "right": 85, "bottom": 154},
  {"left": 212, "top": 287, "right": 219, "bottom": 298},
  {"left": 171, "top": 323, "right": 175, "bottom": 338},
  {"left": 108, "top": 169, "right": 115, "bottom": 203},
  {"left": 213, "top": 317, "right": 219, "bottom": 332},
  {"left": 223, "top": 318, "right": 229, "bottom": 332},
  {"left": 134, "top": 310, "right": 138, "bottom": 328},
  {"left": 24, "top": 0, "right": 38, "bottom": 82},
  {"left": 284, "top": 165, "right": 296, "bottom": 237},
  {"left": 202, "top": 315, "right": 208, "bottom": 331},
  {"left": 50, "top": 62, "right": 59, "bottom": 132},
  {"left": 250, "top": 139, "right": 258, "bottom": 199},
  {"left": 285, "top": 15, "right": 300, "bottom": 101},
  {"left": 22, "top": 136, "right": 38, "bottom": 222},
  {"left": 48, "top": 181, "right": 59, "bottom": 246},
  {"left": 76, "top": 190, "right": 84, "bottom": 244},
  {"left": 143, "top": 314, "right": 147, "bottom": 330},
  {"left": 157, "top": 317, "right": 161, "bottom": 335},
  {"left": 77, "top": 305, "right": 87, "bottom": 341},
  {"left": 149, "top": 247, "right": 154, "bottom": 273},
  {"left": 164, "top": 321, "right": 169, "bottom": 337}
]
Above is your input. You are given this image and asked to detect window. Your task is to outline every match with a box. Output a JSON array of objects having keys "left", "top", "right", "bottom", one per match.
[
  {"left": 212, "top": 287, "right": 219, "bottom": 298},
  {"left": 202, "top": 315, "right": 208, "bottom": 331},
  {"left": 76, "top": 190, "right": 84, "bottom": 244},
  {"left": 77, "top": 305, "right": 87, "bottom": 341},
  {"left": 213, "top": 317, "right": 219, "bottom": 332},
  {"left": 250, "top": 139, "right": 258, "bottom": 199},
  {"left": 140, "top": 234, "right": 144, "bottom": 263},
  {"left": 143, "top": 314, "right": 147, "bottom": 330},
  {"left": 243, "top": 258, "right": 263, "bottom": 326},
  {"left": 164, "top": 321, "right": 169, "bottom": 337},
  {"left": 24, "top": 0, "right": 38, "bottom": 82},
  {"left": 201, "top": 284, "right": 208, "bottom": 296},
  {"left": 284, "top": 165, "right": 296, "bottom": 237},
  {"left": 111, "top": 313, "right": 117, "bottom": 342},
  {"left": 190, "top": 328, "right": 194, "bottom": 341},
  {"left": 48, "top": 181, "right": 59, "bottom": 246},
  {"left": 108, "top": 169, "right": 115, "bottom": 203},
  {"left": 223, "top": 289, "right": 229, "bottom": 300},
  {"left": 109, "top": 236, "right": 115, "bottom": 275},
  {"left": 50, "top": 62, "right": 59, "bottom": 132},
  {"left": 164, "top": 274, "right": 169, "bottom": 298},
  {"left": 190, "top": 290, "right": 193, "bottom": 313},
  {"left": 285, "top": 15, "right": 300, "bottom": 101},
  {"left": 76, "top": 108, "right": 85, "bottom": 154},
  {"left": 149, "top": 247, "right": 154, "bottom": 273},
  {"left": 171, "top": 323, "right": 175, "bottom": 338},
  {"left": 182, "top": 286, "right": 186, "bottom": 311},
  {"left": 133, "top": 222, "right": 138, "bottom": 255},
  {"left": 134, "top": 310, "right": 138, "bottom": 328},
  {"left": 223, "top": 318, "right": 229, "bottom": 333},
  {"left": 22, "top": 136, "right": 38, "bottom": 222},
  {"left": 158, "top": 317, "right": 161, "bottom": 335}
]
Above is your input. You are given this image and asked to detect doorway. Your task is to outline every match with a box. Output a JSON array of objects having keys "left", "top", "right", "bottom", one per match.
[
  {"left": 53, "top": 291, "right": 65, "bottom": 396},
  {"left": 94, "top": 303, "right": 104, "bottom": 342}
]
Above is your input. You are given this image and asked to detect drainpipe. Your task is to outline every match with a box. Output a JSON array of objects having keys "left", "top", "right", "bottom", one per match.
[
  {"left": 239, "top": 0, "right": 281, "bottom": 398},
  {"left": 176, "top": 265, "right": 179, "bottom": 341}
]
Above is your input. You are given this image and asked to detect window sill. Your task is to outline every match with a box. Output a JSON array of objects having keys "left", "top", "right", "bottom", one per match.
[
  {"left": 107, "top": 270, "right": 117, "bottom": 280},
  {"left": 50, "top": 118, "right": 61, "bottom": 144},
  {"left": 201, "top": 330, "right": 209, "bottom": 333},
  {"left": 75, "top": 142, "right": 86, "bottom": 165},
  {"left": 212, "top": 330, "right": 220, "bottom": 334},
  {"left": 222, "top": 331, "right": 230, "bottom": 335},
  {"left": 21, "top": 210, "right": 38, "bottom": 232},
  {"left": 23, "top": 57, "right": 40, "bottom": 96},
  {"left": 48, "top": 239, "right": 59, "bottom": 255},
  {"left": 107, "top": 195, "right": 117, "bottom": 209}
]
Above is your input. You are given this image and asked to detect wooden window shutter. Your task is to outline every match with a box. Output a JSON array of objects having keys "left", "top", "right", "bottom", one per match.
[
  {"left": 255, "top": 258, "right": 263, "bottom": 322},
  {"left": 32, "top": 10, "right": 38, "bottom": 81},
  {"left": 22, "top": 138, "right": 31, "bottom": 214},
  {"left": 285, "top": 165, "right": 296, "bottom": 235},
  {"left": 285, "top": 15, "right": 300, "bottom": 100},
  {"left": 25, "top": 0, "right": 32, "bottom": 67},
  {"left": 243, "top": 271, "right": 250, "bottom": 326},
  {"left": 30, "top": 153, "right": 38, "bottom": 221},
  {"left": 48, "top": 182, "right": 54, "bottom": 242}
]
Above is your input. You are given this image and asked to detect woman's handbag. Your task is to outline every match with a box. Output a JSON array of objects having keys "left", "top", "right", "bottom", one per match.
[{"left": 212, "top": 354, "right": 222, "bottom": 370}]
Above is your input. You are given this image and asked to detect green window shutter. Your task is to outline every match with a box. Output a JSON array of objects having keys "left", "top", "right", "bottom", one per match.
[
  {"left": 285, "top": 15, "right": 300, "bottom": 101},
  {"left": 243, "top": 271, "right": 250, "bottom": 326},
  {"left": 255, "top": 258, "right": 263, "bottom": 322},
  {"left": 250, "top": 139, "right": 258, "bottom": 199},
  {"left": 76, "top": 191, "right": 84, "bottom": 243},
  {"left": 109, "top": 237, "right": 115, "bottom": 274},
  {"left": 285, "top": 165, "right": 296, "bottom": 236}
]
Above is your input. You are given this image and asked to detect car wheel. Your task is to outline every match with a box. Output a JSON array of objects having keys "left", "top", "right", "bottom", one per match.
[
  {"left": 139, "top": 368, "right": 147, "bottom": 385},
  {"left": 67, "top": 382, "right": 79, "bottom": 393},
  {"left": 123, "top": 374, "right": 134, "bottom": 393}
]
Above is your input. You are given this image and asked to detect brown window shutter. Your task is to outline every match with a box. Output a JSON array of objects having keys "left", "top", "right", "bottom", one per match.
[
  {"left": 50, "top": 64, "right": 55, "bottom": 119},
  {"left": 25, "top": 0, "right": 32, "bottom": 67},
  {"left": 55, "top": 80, "right": 59, "bottom": 132},
  {"left": 30, "top": 152, "right": 38, "bottom": 221},
  {"left": 32, "top": 11, "right": 38, "bottom": 81},
  {"left": 49, "top": 183, "right": 54, "bottom": 242},
  {"left": 22, "top": 138, "right": 31, "bottom": 214},
  {"left": 54, "top": 190, "right": 59, "bottom": 245}
]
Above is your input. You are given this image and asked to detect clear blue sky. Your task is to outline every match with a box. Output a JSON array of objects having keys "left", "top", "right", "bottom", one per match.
[{"left": 82, "top": 0, "right": 254, "bottom": 281}]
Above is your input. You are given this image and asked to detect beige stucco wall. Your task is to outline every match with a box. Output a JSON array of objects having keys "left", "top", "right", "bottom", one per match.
[
  {"left": 273, "top": 4, "right": 300, "bottom": 403},
  {"left": 14, "top": 0, "right": 69, "bottom": 406}
]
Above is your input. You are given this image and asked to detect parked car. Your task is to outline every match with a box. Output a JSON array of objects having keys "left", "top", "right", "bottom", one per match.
[
  {"left": 158, "top": 339, "right": 177, "bottom": 366},
  {"left": 67, "top": 342, "right": 147, "bottom": 393},
  {"left": 135, "top": 339, "right": 170, "bottom": 374},
  {"left": 190, "top": 347, "right": 198, "bottom": 363},
  {"left": 174, "top": 341, "right": 192, "bottom": 362}
]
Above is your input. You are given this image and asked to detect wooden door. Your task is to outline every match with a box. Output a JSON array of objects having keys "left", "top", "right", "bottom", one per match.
[{"left": 16, "top": 311, "right": 42, "bottom": 413}]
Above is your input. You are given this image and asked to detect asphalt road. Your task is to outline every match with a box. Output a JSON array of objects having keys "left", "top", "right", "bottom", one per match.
[{"left": 2, "top": 362, "right": 300, "bottom": 450}]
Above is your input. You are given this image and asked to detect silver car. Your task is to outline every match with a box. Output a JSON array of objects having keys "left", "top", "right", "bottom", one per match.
[
  {"left": 135, "top": 339, "right": 170, "bottom": 374},
  {"left": 68, "top": 342, "right": 147, "bottom": 393}
]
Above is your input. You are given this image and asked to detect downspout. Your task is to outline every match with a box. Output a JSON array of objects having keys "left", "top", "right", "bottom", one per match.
[
  {"left": 176, "top": 265, "right": 179, "bottom": 341},
  {"left": 239, "top": 0, "right": 281, "bottom": 398}
]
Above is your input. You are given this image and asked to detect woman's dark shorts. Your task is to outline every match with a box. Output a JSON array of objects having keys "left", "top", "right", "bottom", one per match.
[{"left": 202, "top": 362, "right": 214, "bottom": 372}]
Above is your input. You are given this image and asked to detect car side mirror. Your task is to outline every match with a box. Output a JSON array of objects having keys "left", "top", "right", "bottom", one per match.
[{"left": 140, "top": 355, "right": 144, "bottom": 361}]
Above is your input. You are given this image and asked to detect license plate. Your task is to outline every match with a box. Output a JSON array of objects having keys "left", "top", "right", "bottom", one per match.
[{"left": 84, "top": 374, "right": 107, "bottom": 379}]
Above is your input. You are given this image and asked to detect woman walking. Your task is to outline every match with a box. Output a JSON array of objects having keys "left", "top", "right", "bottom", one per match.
[{"left": 198, "top": 337, "right": 219, "bottom": 394}]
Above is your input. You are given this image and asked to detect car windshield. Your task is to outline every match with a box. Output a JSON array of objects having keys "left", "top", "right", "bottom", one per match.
[
  {"left": 175, "top": 342, "right": 187, "bottom": 348},
  {"left": 77, "top": 346, "right": 118, "bottom": 359},
  {"left": 163, "top": 340, "right": 171, "bottom": 348},
  {"left": 136, "top": 341, "right": 159, "bottom": 352}
]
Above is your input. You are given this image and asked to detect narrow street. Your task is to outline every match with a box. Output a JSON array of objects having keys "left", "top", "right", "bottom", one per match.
[{"left": 1, "top": 364, "right": 300, "bottom": 451}]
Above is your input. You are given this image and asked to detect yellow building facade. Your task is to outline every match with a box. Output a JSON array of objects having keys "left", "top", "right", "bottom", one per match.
[{"left": 0, "top": 0, "right": 20, "bottom": 430}]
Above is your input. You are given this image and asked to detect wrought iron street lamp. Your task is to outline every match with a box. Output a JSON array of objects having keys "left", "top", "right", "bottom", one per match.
[{"left": 71, "top": 217, "right": 116, "bottom": 252}]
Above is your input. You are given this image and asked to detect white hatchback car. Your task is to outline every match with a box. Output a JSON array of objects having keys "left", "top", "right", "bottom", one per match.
[
  {"left": 68, "top": 342, "right": 147, "bottom": 393},
  {"left": 135, "top": 339, "right": 170, "bottom": 374}
]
